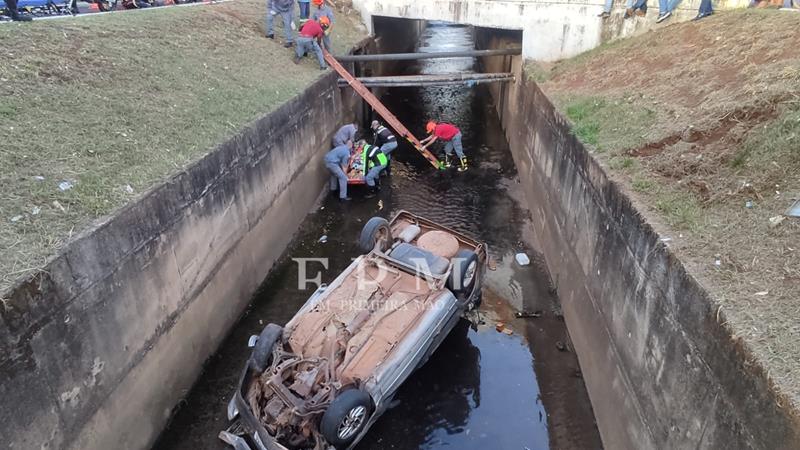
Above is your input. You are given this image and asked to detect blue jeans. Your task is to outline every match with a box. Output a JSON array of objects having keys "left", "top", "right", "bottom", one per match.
[
  {"left": 298, "top": 0, "right": 309, "bottom": 18},
  {"left": 443, "top": 132, "right": 464, "bottom": 159},
  {"left": 632, "top": 0, "right": 647, "bottom": 10},
  {"left": 326, "top": 162, "right": 348, "bottom": 199},
  {"left": 321, "top": 33, "right": 332, "bottom": 52},
  {"left": 296, "top": 37, "right": 326, "bottom": 68},
  {"left": 365, "top": 164, "right": 385, "bottom": 187},
  {"left": 379, "top": 141, "right": 398, "bottom": 157},
  {"left": 266, "top": 9, "right": 294, "bottom": 43},
  {"left": 603, "top": 0, "right": 613, "bottom": 13},
  {"left": 698, "top": 0, "right": 712, "bottom": 14},
  {"left": 659, "top": 0, "right": 678, "bottom": 12}
]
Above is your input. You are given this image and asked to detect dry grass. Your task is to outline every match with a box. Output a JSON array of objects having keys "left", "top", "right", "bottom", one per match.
[
  {"left": 540, "top": 9, "right": 800, "bottom": 408},
  {"left": 0, "top": 0, "right": 366, "bottom": 292}
]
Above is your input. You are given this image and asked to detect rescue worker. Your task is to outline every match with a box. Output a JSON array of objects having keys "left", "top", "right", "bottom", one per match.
[
  {"left": 332, "top": 122, "right": 358, "bottom": 147},
  {"left": 361, "top": 142, "right": 389, "bottom": 198},
  {"left": 420, "top": 120, "right": 467, "bottom": 172},
  {"left": 298, "top": 0, "right": 310, "bottom": 19},
  {"left": 4, "top": 0, "right": 32, "bottom": 21},
  {"left": 266, "top": 0, "right": 295, "bottom": 49},
  {"left": 324, "top": 141, "right": 354, "bottom": 202},
  {"left": 310, "top": 0, "right": 334, "bottom": 51},
  {"left": 293, "top": 16, "right": 329, "bottom": 70},
  {"left": 371, "top": 119, "right": 397, "bottom": 175}
]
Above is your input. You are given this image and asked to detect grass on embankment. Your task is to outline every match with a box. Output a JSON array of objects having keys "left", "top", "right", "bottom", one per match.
[
  {"left": 538, "top": 9, "right": 800, "bottom": 408},
  {"left": 0, "top": 0, "right": 366, "bottom": 292}
]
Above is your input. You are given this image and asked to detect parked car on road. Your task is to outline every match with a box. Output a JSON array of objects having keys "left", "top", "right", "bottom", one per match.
[{"left": 220, "top": 210, "right": 487, "bottom": 450}]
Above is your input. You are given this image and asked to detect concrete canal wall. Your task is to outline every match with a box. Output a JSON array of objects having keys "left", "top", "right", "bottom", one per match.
[{"left": 476, "top": 29, "right": 800, "bottom": 450}]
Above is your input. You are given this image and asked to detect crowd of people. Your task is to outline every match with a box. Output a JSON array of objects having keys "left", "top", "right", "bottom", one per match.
[
  {"left": 266, "top": 0, "right": 334, "bottom": 70},
  {"left": 599, "top": 0, "right": 798, "bottom": 21}
]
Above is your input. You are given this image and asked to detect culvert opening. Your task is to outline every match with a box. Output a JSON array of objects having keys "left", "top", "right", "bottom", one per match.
[{"left": 154, "top": 19, "right": 601, "bottom": 450}]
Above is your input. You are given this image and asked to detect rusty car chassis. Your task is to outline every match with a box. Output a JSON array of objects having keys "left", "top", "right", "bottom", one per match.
[{"left": 220, "top": 211, "right": 487, "bottom": 450}]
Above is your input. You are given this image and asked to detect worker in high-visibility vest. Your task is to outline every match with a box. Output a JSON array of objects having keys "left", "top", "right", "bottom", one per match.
[
  {"left": 361, "top": 142, "right": 388, "bottom": 198},
  {"left": 371, "top": 120, "right": 397, "bottom": 175},
  {"left": 420, "top": 120, "right": 467, "bottom": 172}
]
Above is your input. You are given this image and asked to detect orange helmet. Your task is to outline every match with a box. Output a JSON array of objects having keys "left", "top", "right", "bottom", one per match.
[
  {"left": 426, "top": 121, "right": 437, "bottom": 134},
  {"left": 312, "top": 0, "right": 323, "bottom": 6},
  {"left": 319, "top": 16, "right": 330, "bottom": 27}
]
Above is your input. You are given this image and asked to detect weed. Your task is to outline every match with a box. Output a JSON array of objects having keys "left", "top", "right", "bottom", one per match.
[
  {"left": 609, "top": 156, "right": 637, "bottom": 171},
  {"left": 631, "top": 176, "right": 655, "bottom": 193},
  {"left": 654, "top": 191, "right": 701, "bottom": 230}
]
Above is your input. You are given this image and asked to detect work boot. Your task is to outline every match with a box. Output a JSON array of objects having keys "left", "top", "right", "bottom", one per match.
[
  {"left": 284, "top": 42, "right": 293, "bottom": 48},
  {"left": 293, "top": 55, "right": 302, "bottom": 65},
  {"left": 457, "top": 157, "right": 468, "bottom": 172},
  {"left": 267, "top": 33, "right": 275, "bottom": 39},
  {"left": 10, "top": 7, "right": 32, "bottom": 20},
  {"left": 339, "top": 197, "right": 352, "bottom": 202},
  {"left": 364, "top": 187, "right": 377, "bottom": 199},
  {"left": 444, "top": 155, "right": 452, "bottom": 168}
]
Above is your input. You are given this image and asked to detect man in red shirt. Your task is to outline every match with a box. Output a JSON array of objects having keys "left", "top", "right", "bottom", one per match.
[
  {"left": 420, "top": 120, "right": 467, "bottom": 171},
  {"left": 293, "top": 17, "right": 329, "bottom": 70}
]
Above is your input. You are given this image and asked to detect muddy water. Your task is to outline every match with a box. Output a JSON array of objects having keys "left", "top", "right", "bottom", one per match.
[{"left": 154, "top": 22, "right": 601, "bottom": 450}]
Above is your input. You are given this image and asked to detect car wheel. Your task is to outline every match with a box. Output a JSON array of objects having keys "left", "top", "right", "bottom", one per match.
[
  {"left": 358, "top": 217, "right": 392, "bottom": 253},
  {"left": 320, "top": 389, "right": 373, "bottom": 448},
  {"left": 250, "top": 323, "right": 282, "bottom": 372},
  {"left": 447, "top": 249, "right": 479, "bottom": 295}
]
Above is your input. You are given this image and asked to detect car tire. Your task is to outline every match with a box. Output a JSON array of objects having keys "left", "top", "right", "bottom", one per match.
[
  {"left": 358, "top": 217, "right": 392, "bottom": 253},
  {"left": 447, "top": 249, "right": 479, "bottom": 295},
  {"left": 250, "top": 323, "right": 282, "bottom": 372},
  {"left": 320, "top": 389, "right": 373, "bottom": 448}
]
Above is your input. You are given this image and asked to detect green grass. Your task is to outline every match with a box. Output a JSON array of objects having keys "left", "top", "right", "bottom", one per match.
[
  {"left": 0, "top": 0, "right": 366, "bottom": 291},
  {"left": 631, "top": 176, "right": 656, "bottom": 193},
  {"left": 654, "top": 191, "right": 702, "bottom": 230},
  {"left": 731, "top": 105, "right": 800, "bottom": 170},
  {"left": 609, "top": 156, "right": 638, "bottom": 172},
  {"left": 560, "top": 96, "right": 656, "bottom": 153}
]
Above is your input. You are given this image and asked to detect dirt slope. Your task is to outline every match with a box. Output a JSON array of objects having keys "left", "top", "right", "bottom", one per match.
[
  {"left": 540, "top": 9, "right": 800, "bottom": 410},
  {"left": 0, "top": 0, "right": 366, "bottom": 292}
]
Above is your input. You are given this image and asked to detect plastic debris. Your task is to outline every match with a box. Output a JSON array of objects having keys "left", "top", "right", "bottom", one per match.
[
  {"left": 769, "top": 215, "right": 785, "bottom": 228},
  {"left": 125, "top": 185, "right": 134, "bottom": 194},
  {"left": 58, "top": 181, "right": 73, "bottom": 191},
  {"left": 754, "top": 291, "right": 769, "bottom": 296},
  {"left": 786, "top": 199, "right": 800, "bottom": 218},
  {"left": 377, "top": 199, "right": 384, "bottom": 210},
  {"left": 556, "top": 341, "right": 567, "bottom": 352},
  {"left": 52, "top": 200, "right": 66, "bottom": 212},
  {"left": 515, "top": 310, "right": 542, "bottom": 319},
  {"left": 515, "top": 252, "right": 530, "bottom": 266},
  {"left": 318, "top": 235, "right": 328, "bottom": 243},
  {"left": 33, "top": 176, "right": 45, "bottom": 181},
  {"left": 502, "top": 328, "right": 514, "bottom": 336},
  {"left": 10, "top": 215, "right": 23, "bottom": 222},
  {"left": 714, "top": 254, "right": 722, "bottom": 268},
  {"left": 745, "top": 200, "right": 753, "bottom": 209},
  {"left": 31, "top": 206, "right": 41, "bottom": 216}
]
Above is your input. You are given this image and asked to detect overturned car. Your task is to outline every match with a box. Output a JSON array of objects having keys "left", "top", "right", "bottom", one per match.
[{"left": 220, "top": 210, "right": 487, "bottom": 450}]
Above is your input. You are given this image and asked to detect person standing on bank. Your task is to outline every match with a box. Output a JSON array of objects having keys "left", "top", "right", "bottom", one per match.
[
  {"left": 4, "top": 0, "right": 32, "bottom": 21},
  {"left": 420, "top": 120, "right": 468, "bottom": 172},
  {"left": 266, "top": 0, "right": 295, "bottom": 48},
  {"left": 332, "top": 122, "right": 358, "bottom": 147},
  {"left": 311, "top": 0, "right": 334, "bottom": 51},
  {"left": 298, "top": 0, "right": 310, "bottom": 19},
  {"left": 324, "top": 141, "right": 353, "bottom": 202}
]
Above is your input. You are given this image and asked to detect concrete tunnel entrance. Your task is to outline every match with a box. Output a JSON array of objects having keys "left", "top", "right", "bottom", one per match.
[{"left": 153, "top": 19, "right": 602, "bottom": 450}]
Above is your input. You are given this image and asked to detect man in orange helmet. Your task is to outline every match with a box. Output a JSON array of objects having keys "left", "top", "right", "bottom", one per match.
[
  {"left": 311, "top": 0, "right": 335, "bottom": 51},
  {"left": 293, "top": 17, "right": 329, "bottom": 70},
  {"left": 420, "top": 120, "right": 467, "bottom": 172}
]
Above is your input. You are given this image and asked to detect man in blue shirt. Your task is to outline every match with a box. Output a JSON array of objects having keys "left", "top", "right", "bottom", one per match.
[
  {"left": 311, "top": 0, "right": 335, "bottom": 51},
  {"left": 267, "top": 0, "right": 295, "bottom": 48},
  {"left": 324, "top": 143, "right": 353, "bottom": 201},
  {"left": 332, "top": 123, "right": 358, "bottom": 147}
]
